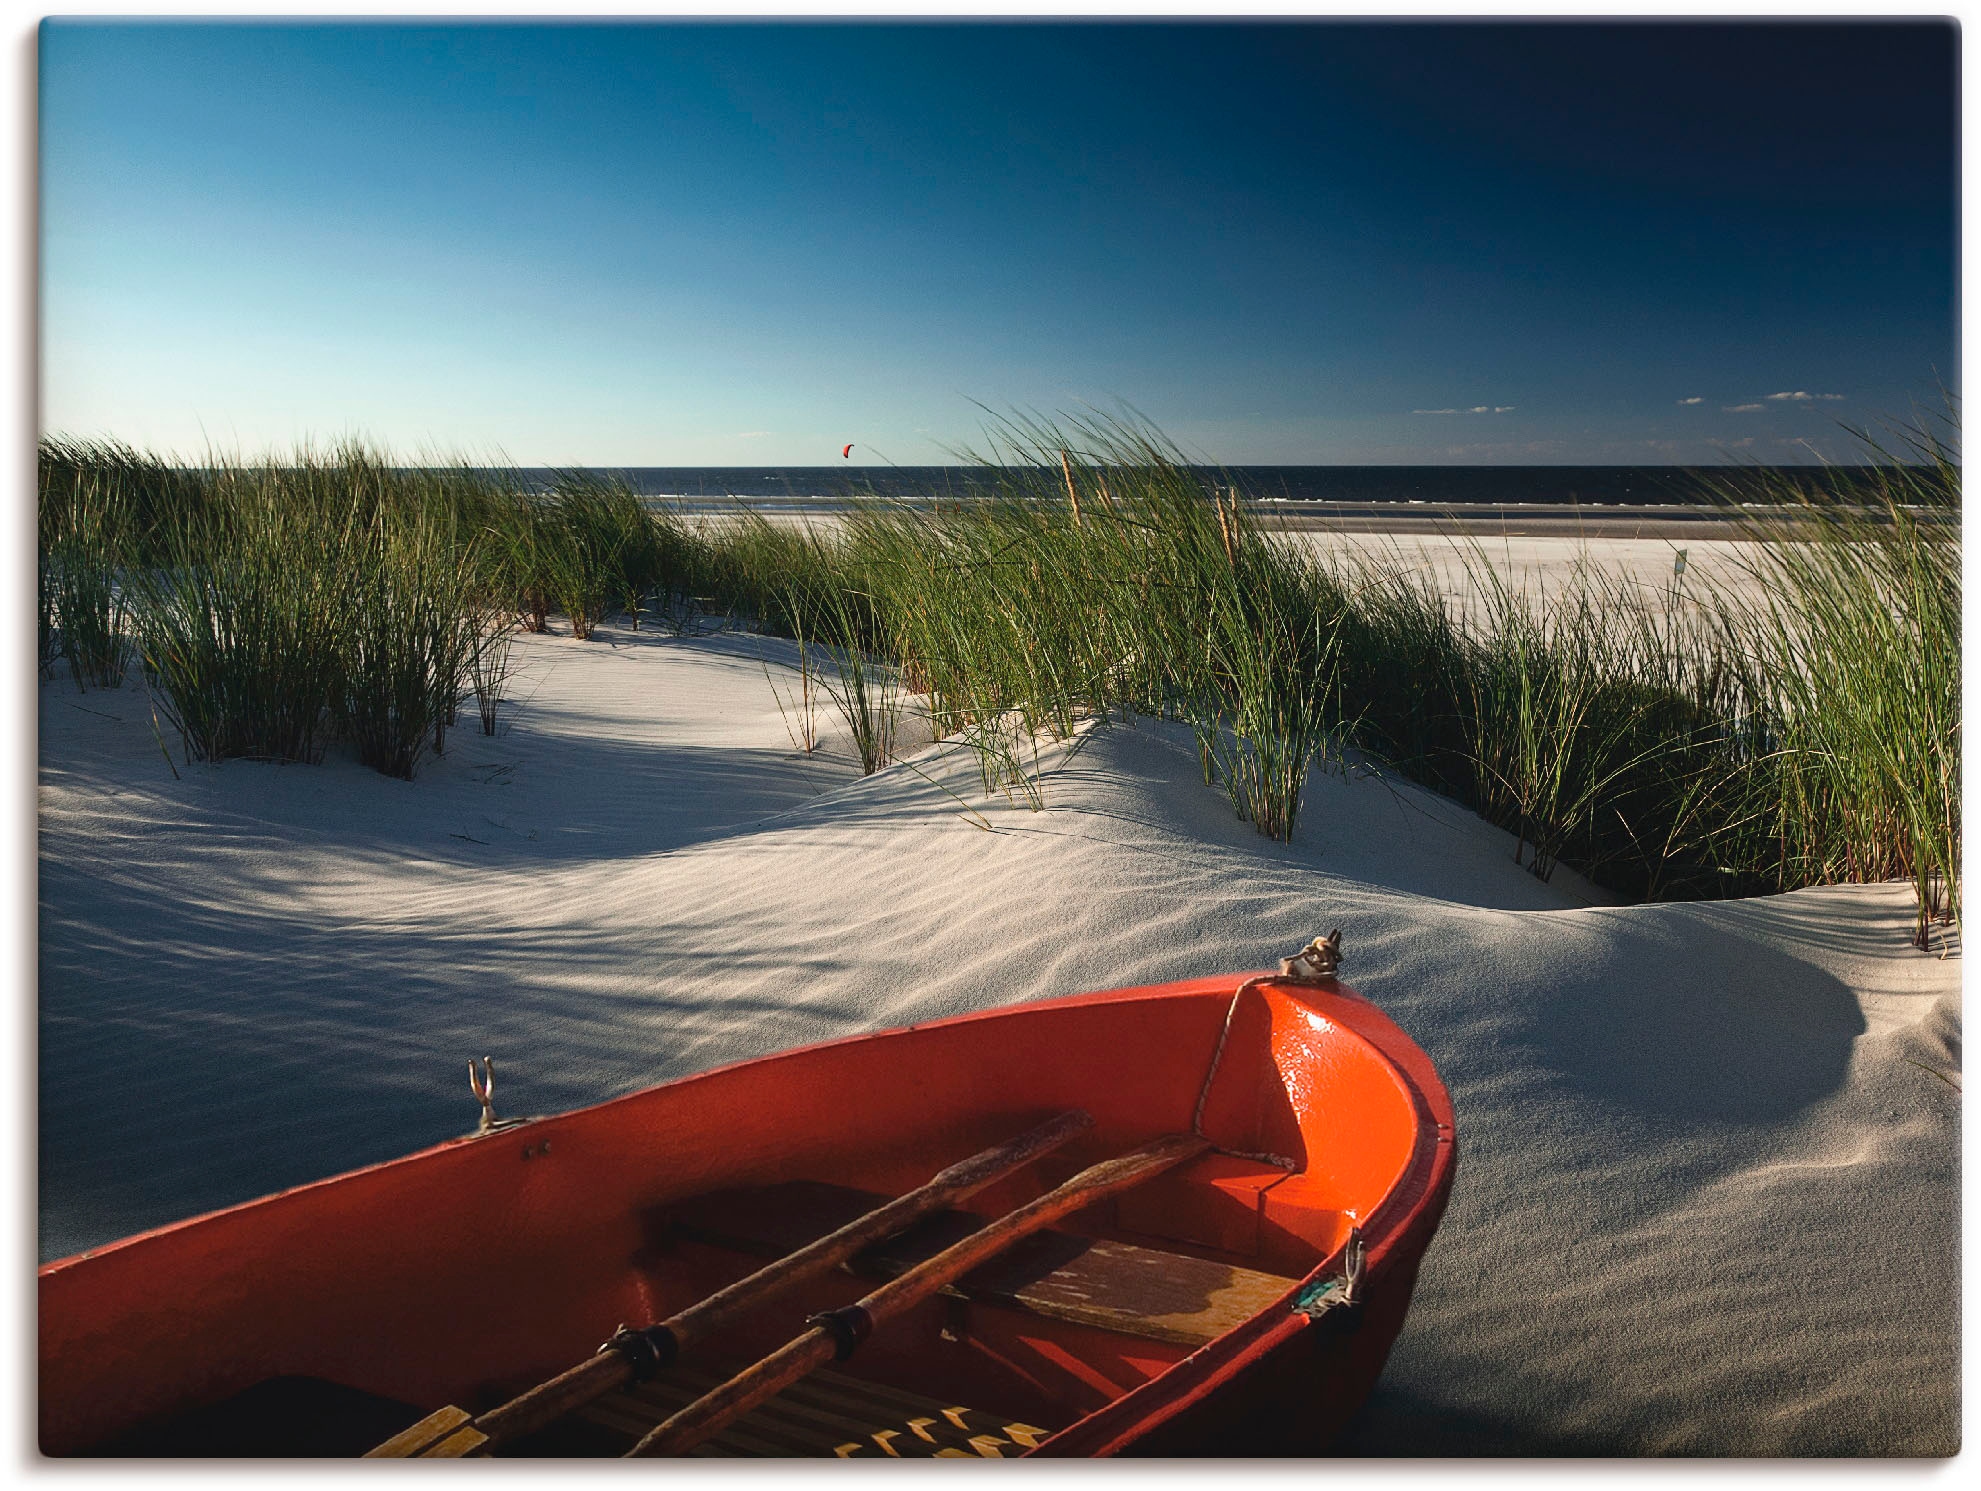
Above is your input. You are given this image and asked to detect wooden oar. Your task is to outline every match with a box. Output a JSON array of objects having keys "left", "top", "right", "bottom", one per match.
[
  {"left": 625, "top": 1132, "right": 1213, "bottom": 1458},
  {"left": 452, "top": 1110, "right": 1093, "bottom": 1452}
]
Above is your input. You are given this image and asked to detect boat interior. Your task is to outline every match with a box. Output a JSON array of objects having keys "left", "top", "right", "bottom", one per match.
[{"left": 48, "top": 978, "right": 1430, "bottom": 1458}]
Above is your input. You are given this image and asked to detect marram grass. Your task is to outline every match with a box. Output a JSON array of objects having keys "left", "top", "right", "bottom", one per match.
[
  {"left": 38, "top": 412, "right": 1958, "bottom": 946},
  {"left": 663, "top": 407, "right": 1956, "bottom": 942},
  {"left": 1704, "top": 421, "right": 1960, "bottom": 946}
]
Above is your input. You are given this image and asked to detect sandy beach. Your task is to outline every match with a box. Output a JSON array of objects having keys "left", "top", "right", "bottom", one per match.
[{"left": 37, "top": 528, "right": 1959, "bottom": 1455}]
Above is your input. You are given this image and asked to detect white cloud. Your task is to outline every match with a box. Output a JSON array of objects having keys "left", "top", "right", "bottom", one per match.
[
  {"left": 1413, "top": 405, "right": 1513, "bottom": 415},
  {"left": 1765, "top": 391, "right": 1845, "bottom": 402},
  {"left": 1494, "top": 406, "right": 1515, "bottom": 413},
  {"left": 1411, "top": 408, "right": 1460, "bottom": 415},
  {"left": 1677, "top": 396, "right": 1704, "bottom": 405},
  {"left": 1437, "top": 440, "right": 1568, "bottom": 458},
  {"left": 1724, "top": 403, "right": 1765, "bottom": 413}
]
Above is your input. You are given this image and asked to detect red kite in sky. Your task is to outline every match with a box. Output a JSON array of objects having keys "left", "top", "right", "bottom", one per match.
[{"left": 841, "top": 443, "right": 854, "bottom": 458}]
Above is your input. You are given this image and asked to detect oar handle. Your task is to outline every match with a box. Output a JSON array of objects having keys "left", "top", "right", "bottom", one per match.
[
  {"left": 467, "top": 1110, "right": 1092, "bottom": 1449},
  {"left": 626, "top": 1132, "right": 1213, "bottom": 1458}
]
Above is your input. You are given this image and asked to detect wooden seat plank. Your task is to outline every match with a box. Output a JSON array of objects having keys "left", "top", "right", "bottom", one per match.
[
  {"left": 665, "top": 1180, "right": 1298, "bottom": 1350},
  {"left": 597, "top": 1365, "right": 865, "bottom": 1457},
  {"left": 579, "top": 1391, "right": 800, "bottom": 1458},
  {"left": 623, "top": 1378, "right": 874, "bottom": 1456},
  {"left": 568, "top": 1362, "right": 1045, "bottom": 1459}
]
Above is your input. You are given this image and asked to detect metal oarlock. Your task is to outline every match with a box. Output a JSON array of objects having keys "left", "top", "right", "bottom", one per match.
[
  {"left": 1290, "top": 1226, "right": 1367, "bottom": 1327},
  {"left": 469, "top": 1056, "right": 499, "bottom": 1132},
  {"left": 468, "top": 1057, "right": 539, "bottom": 1138},
  {"left": 1339, "top": 1227, "right": 1366, "bottom": 1306}
]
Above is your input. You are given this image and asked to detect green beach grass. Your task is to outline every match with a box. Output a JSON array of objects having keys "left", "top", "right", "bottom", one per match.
[{"left": 37, "top": 413, "right": 1959, "bottom": 944}]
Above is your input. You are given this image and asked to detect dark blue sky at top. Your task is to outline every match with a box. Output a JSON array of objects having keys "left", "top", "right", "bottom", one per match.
[{"left": 39, "top": 19, "right": 1957, "bottom": 465}]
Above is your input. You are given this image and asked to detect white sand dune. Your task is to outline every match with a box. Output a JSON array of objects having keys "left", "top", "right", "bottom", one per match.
[{"left": 37, "top": 624, "right": 1958, "bottom": 1455}]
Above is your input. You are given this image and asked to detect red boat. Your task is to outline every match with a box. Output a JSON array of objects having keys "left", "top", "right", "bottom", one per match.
[{"left": 39, "top": 940, "right": 1455, "bottom": 1458}]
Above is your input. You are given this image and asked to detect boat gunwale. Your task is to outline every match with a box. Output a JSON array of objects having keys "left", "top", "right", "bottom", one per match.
[{"left": 39, "top": 972, "right": 1447, "bottom": 1277}]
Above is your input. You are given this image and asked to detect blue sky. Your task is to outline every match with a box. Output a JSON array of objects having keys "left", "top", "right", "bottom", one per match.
[{"left": 39, "top": 19, "right": 1957, "bottom": 465}]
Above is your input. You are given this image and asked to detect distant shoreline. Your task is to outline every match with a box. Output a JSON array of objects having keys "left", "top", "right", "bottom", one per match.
[
  {"left": 552, "top": 463, "right": 1940, "bottom": 505},
  {"left": 666, "top": 494, "right": 1948, "bottom": 540},
  {"left": 101, "top": 457, "right": 1952, "bottom": 519},
  {"left": 1251, "top": 501, "right": 1795, "bottom": 539}
]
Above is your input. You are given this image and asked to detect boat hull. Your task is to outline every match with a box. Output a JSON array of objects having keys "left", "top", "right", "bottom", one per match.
[{"left": 40, "top": 971, "right": 1455, "bottom": 1456}]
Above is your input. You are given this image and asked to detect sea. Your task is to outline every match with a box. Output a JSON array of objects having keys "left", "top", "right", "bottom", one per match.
[{"left": 511, "top": 465, "right": 1903, "bottom": 511}]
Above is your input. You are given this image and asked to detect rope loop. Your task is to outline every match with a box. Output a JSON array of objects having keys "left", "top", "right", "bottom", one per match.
[{"left": 1189, "top": 934, "right": 1345, "bottom": 1172}]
